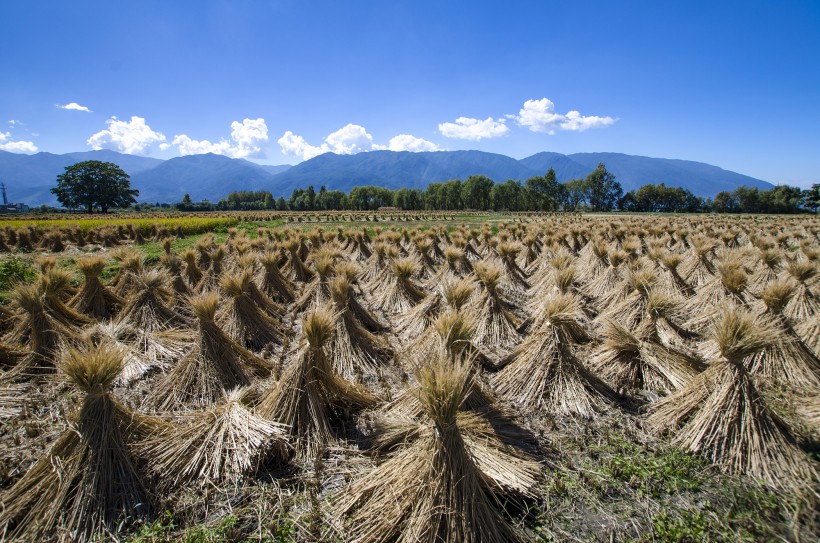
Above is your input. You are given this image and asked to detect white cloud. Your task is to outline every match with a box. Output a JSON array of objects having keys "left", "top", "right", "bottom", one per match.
[
  {"left": 8, "top": 120, "right": 20, "bottom": 127},
  {"left": 0, "top": 131, "right": 37, "bottom": 153},
  {"left": 324, "top": 124, "right": 375, "bottom": 154},
  {"left": 171, "top": 118, "right": 269, "bottom": 159},
  {"left": 87, "top": 116, "right": 166, "bottom": 155},
  {"left": 279, "top": 124, "right": 444, "bottom": 160},
  {"left": 159, "top": 143, "right": 171, "bottom": 151},
  {"left": 437, "top": 116, "right": 509, "bottom": 140},
  {"left": 57, "top": 102, "right": 92, "bottom": 112},
  {"left": 515, "top": 98, "right": 615, "bottom": 134},
  {"left": 277, "top": 131, "right": 327, "bottom": 161},
  {"left": 386, "top": 134, "right": 442, "bottom": 152},
  {"left": 172, "top": 135, "right": 232, "bottom": 156}
]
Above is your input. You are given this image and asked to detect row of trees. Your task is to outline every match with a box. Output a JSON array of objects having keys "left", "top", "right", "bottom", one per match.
[
  {"left": 180, "top": 164, "right": 629, "bottom": 212},
  {"left": 49, "top": 159, "right": 818, "bottom": 215}
]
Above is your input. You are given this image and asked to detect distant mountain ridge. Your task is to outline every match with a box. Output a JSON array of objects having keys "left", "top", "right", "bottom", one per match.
[{"left": 0, "top": 148, "right": 772, "bottom": 206}]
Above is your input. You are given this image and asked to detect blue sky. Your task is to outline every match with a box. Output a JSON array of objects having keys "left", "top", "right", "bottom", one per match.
[{"left": 2, "top": 0, "right": 819, "bottom": 186}]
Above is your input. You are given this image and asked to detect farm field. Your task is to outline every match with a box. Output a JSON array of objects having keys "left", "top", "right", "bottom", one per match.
[{"left": 0, "top": 211, "right": 817, "bottom": 542}]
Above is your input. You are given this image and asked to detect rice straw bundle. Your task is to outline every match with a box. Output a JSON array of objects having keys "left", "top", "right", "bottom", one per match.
[
  {"left": 257, "top": 306, "right": 377, "bottom": 458},
  {"left": 111, "top": 250, "right": 145, "bottom": 298},
  {"left": 584, "top": 249, "right": 628, "bottom": 303},
  {"left": 683, "top": 253, "right": 751, "bottom": 332},
  {"left": 745, "top": 280, "right": 820, "bottom": 388},
  {"left": 394, "top": 276, "right": 476, "bottom": 340},
  {"left": 496, "top": 241, "right": 530, "bottom": 292},
  {"left": 70, "top": 256, "right": 123, "bottom": 320},
  {"left": 493, "top": 293, "right": 616, "bottom": 417},
  {"left": 218, "top": 269, "right": 288, "bottom": 351},
  {"left": 283, "top": 238, "right": 315, "bottom": 283},
  {"left": 180, "top": 248, "right": 203, "bottom": 288},
  {"left": 159, "top": 252, "right": 193, "bottom": 299},
  {"left": 594, "top": 267, "right": 659, "bottom": 331},
  {"left": 425, "top": 246, "right": 473, "bottom": 288},
  {"left": 590, "top": 320, "right": 703, "bottom": 395},
  {"left": 0, "top": 344, "right": 152, "bottom": 542},
  {"left": 326, "top": 275, "right": 394, "bottom": 381},
  {"left": 647, "top": 308, "right": 817, "bottom": 492},
  {"left": 138, "top": 388, "right": 290, "bottom": 491},
  {"left": 334, "top": 356, "right": 539, "bottom": 543},
  {"left": 116, "top": 268, "right": 188, "bottom": 332},
  {"left": 38, "top": 269, "right": 94, "bottom": 329},
  {"left": 368, "top": 256, "right": 427, "bottom": 315},
  {"left": 294, "top": 252, "right": 337, "bottom": 312},
  {"left": 145, "top": 291, "right": 271, "bottom": 410},
  {"left": 259, "top": 251, "right": 296, "bottom": 304},
  {"left": 679, "top": 237, "right": 717, "bottom": 288},
  {"left": 782, "top": 259, "right": 819, "bottom": 321},
  {"left": 3, "top": 283, "right": 76, "bottom": 379},
  {"left": 466, "top": 260, "right": 523, "bottom": 361}
]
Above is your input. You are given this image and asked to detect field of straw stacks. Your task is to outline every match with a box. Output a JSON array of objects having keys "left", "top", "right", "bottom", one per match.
[{"left": 0, "top": 212, "right": 817, "bottom": 542}]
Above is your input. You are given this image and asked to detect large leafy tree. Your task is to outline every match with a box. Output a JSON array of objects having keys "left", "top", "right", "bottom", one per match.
[
  {"left": 803, "top": 183, "right": 820, "bottom": 214},
  {"left": 585, "top": 162, "right": 622, "bottom": 211},
  {"left": 51, "top": 160, "right": 138, "bottom": 213},
  {"left": 525, "top": 167, "right": 563, "bottom": 210}
]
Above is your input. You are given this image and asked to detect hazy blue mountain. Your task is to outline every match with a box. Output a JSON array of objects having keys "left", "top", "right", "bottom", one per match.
[
  {"left": 257, "top": 164, "right": 292, "bottom": 176},
  {"left": 131, "top": 153, "right": 277, "bottom": 203},
  {"left": 267, "top": 150, "right": 539, "bottom": 197},
  {"left": 517, "top": 152, "right": 591, "bottom": 181},
  {"left": 565, "top": 152, "right": 772, "bottom": 195},
  {"left": 0, "top": 148, "right": 774, "bottom": 206}
]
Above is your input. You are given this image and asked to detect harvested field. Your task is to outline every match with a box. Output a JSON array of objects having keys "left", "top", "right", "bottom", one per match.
[{"left": 0, "top": 212, "right": 817, "bottom": 542}]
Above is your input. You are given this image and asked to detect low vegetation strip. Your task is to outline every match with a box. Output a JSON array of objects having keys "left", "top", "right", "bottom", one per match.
[{"left": 0, "top": 216, "right": 238, "bottom": 234}]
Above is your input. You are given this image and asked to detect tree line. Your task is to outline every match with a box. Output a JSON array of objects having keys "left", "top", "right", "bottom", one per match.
[
  {"left": 45, "top": 158, "right": 817, "bottom": 215},
  {"left": 179, "top": 164, "right": 817, "bottom": 215}
]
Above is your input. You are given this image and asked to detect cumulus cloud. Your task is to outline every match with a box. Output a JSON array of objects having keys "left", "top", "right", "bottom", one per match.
[
  {"left": 324, "top": 124, "right": 375, "bottom": 154},
  {"left": 514, "top": 98, "right": 615, "bottom": 134},
  {"left": 437, "top": 116, "right": 509, "bottom": 140},
  {"left": 57, "top": 102, "right": 92, "bottom": 112},
  {"left": 278, "top": 124, "right": 444, "bottom": 160},
  {"left": 0, "top": 132, "right": 38, "bottom": 153},
  {"left": 277, "top": 131, "right": 326, "bottom": 161},
  {"left": 386, "top": 134, "right": 442, "bottom": 152},
  {"left": 171, "top": 118, "right": 269, "bottom": 159},
  {"left": 87, "top": 116, "right": 166, "bottom": 155}
]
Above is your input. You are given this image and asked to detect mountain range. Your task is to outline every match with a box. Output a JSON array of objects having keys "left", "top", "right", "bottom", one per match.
[{"left": 0, "top": 148, "right": 773, "bottom": 206}]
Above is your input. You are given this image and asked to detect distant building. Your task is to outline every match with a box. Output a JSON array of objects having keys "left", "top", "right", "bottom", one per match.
[{"left": 0, "top": 183, "right": 28, "bottom": 213}]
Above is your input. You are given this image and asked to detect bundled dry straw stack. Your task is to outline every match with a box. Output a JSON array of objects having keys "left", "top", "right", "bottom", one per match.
[{"left": 0, "top": 213, "right": 818, "bottom": 541}]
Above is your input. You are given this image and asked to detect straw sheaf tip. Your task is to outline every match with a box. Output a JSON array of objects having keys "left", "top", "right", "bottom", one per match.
[
  {"left": 712, "top": 308, "right": 776, "bottom": 362},
  {"left": 629, "top": 268, "right": 657, "bottom": 295},
  {"left": 135, "top": 268, "right": 172, "bottom": 293},
  {"left": 61, "top": 343, "right": 125, "bottom": 394},
  {"left": 432, "top": 310, "right": 476, "bottom": 353},
  {"left": 335, "top": 261, "right": 361, "bottom": 282},
  {"left": 220, "top": 270, "right": 253, "bottom": 298},
  {"left": 787, "top": 260, "right": 817, "bottom": 283},
  {"left": 76, "top": 256, "right": 107, "bottom": 277},
  {"left": 39, "top": 268, "right": 74, "bottom": 297},
  {"left": 760, "top": 279, "right": 794, "bottom": 313},
  {"left": 443, "top": 278, "right": 475, "bottom": 310},
  {"left": 391, "top": 257, "right": 419, "bottom": 280},
  {"left": 544, "top": 293, "right": 581, "bottom": 325},
  {"left": 329, "top": 275, "right": 353, "bottom": 306},
  {"left": 444, "top": 246, "right": 465, "bottom": 264},
  {"left": 415, "top": 356, "right": 471, "bottom": 427},
  {"left": 191, "top": 291, "right": 220, "bottom": 321},
  {"left": 603, "top": 321, "right": 640, "bottom": 352},
  {"left": 10, "top": 282, "right": 46, "bottom": 314},
  {"left": 646, "top": 290, "right": 679, "bottom": 318},
  {"left": 304, "top": 306, "right": 336, "bottom": 349},
  {"left": 473, "top": 261, "right": 502, "bottom": 289}
]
